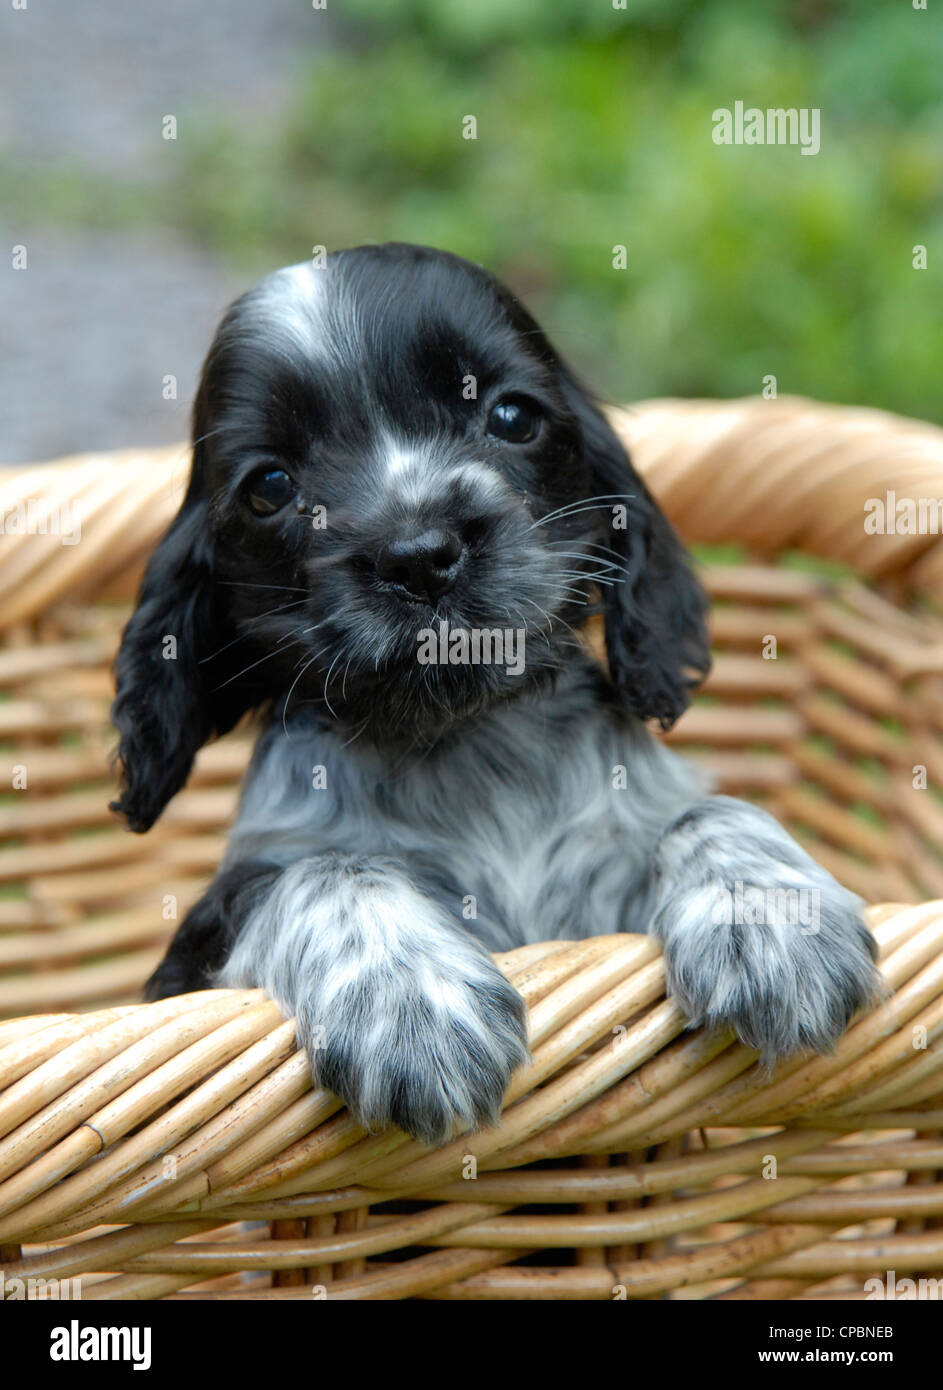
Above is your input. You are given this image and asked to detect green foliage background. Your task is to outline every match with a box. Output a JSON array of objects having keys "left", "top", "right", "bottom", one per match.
[{"left": 16, "top": 0, "right": 942, "bottom": 418}]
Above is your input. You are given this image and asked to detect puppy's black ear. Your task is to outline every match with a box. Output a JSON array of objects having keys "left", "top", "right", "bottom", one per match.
[
  {"left": 110, "top": 479, "right": 250, "bottom": 833},
  {"left": 565, "top": 383, "right": 711, "bottom": 728}
]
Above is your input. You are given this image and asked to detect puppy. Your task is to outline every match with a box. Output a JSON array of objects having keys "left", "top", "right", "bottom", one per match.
[{"left": 111, "top": 243, "right": 879, "bottom": 1145}]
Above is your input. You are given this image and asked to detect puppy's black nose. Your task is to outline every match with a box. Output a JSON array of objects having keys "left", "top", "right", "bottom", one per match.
[{"left": 376, "top": 529, "right": 464, "bottom": 601}]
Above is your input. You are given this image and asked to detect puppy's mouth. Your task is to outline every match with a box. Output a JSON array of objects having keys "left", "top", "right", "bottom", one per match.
[
  {"left": 264, "top": 512, "right": 601, "bottom": 733},
  {"left": 381, "top": 583, "right": 456, "bottom": 612}
]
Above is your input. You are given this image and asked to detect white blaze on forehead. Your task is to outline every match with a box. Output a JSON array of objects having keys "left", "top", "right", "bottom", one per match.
[
  {"left": 261, "top": 262, "right": 324, "bottom": 354},
  {"left": 253, "top": 259, "right": 360, "bottom": 368},
  {"left": 386, "top": 446, "right": 415, "bottom": 477}
]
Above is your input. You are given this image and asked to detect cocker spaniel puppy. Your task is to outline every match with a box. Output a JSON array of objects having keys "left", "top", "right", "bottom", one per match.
[{"left": 111, "top": 243, "right": 879, "bottom": 1144}]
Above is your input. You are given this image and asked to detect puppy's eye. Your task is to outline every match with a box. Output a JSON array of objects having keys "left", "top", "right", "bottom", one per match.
[
  {"left": 244, "top": 468, "right": 296, "bottom": 516},
  {"left": 486, "top": 397, "right": 540, "bottom": 444}
]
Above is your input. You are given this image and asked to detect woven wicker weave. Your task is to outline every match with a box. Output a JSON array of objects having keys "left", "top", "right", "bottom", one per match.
[{"left": 2, "top": 395, "right": 943, "bottom": 1301}]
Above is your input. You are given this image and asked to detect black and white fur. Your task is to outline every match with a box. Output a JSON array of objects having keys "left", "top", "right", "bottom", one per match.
[{"left": 111, "top": 243, "right": 879, "bottom": 1145}]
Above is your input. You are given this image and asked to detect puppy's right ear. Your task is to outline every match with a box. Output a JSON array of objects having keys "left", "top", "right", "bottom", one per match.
[{"left": 110, "top": 481, "right": 248, "bottom": 833}]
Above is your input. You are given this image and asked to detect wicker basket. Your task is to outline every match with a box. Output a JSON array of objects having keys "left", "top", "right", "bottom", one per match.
[{"left": 2, "top": 395, "right": 943, "bottom": 1301}]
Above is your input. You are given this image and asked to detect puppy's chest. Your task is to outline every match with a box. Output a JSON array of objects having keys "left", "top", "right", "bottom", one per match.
[
  {"left": 235, "top": 709, "right": 621, "bottom": 866},
  {"left": 231, "top": 708, "right": 668, "bottom": 948},
  {"left": 370, "top": 741, "right": 632, "bottom": 943}
]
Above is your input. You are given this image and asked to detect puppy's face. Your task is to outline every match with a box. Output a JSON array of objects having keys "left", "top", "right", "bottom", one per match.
[
  {"left": 199, "top": 246, "right": 597, "bottom": 730},
  {"left": 112, "top": 244, "right": 710, "bottom": 832}
]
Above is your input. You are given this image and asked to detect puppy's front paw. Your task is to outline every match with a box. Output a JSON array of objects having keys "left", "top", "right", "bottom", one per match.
[
  {"left": 303, "top": 961, "right": 529, "bottom": 1146},
  {"left": 654, "top": 876, "right": 881, "bottom": 1063}
]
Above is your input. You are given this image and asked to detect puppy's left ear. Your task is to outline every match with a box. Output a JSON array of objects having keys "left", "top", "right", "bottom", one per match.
[{"left": 565, "top": 383, "right": 711, "bottom": 729}]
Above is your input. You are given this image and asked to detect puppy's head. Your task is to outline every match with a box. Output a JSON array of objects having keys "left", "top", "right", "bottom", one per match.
[{"left": 111, "top": 244, "right": 710, "bottom": 831}]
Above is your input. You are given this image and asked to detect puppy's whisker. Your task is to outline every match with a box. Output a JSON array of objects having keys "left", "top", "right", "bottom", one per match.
[
  {"left": 189, "top": 425, "right": 226, "bottom": 450},
  {"left": 546, "top": 582, "right": 603, "bottom": 612},
  {"left": 337, "top": 714, "right": 371, "bottom": 750},
  {"left": 556, "top": 569, "right": 624, "bottom": 587},
  {"left": 198, "top": 597, "right": 309, "bottom": 665},
  {"left": 219, "top": 580, "right": 309, "bottom": 594},
  {"left": 291, "top": 641, "right": 331, "bottom": 673},
  {"left": 419, "top": 664, "right": 453, "bottom": 720},
  {"left": 526, "top": 494, "right": 636, "bottom": 532},
  {"left": 519, "top": 595, "right": 581, "bottom": 640},
  {"left": 555, "top": 573, "right": 614, "bottom": 588},
  {"left": 322, "top": 652, "right": 343, "bottom": 721},
  {"left": 557, "top": 563, "right": 625, "bottom": 581},
  {"left": 550, "top": 579, "right": 601, "bottom": 600},
  {"left": 549, "top": 586, "right": 592, "bottom": 605},
  {"left": 213, "top": 639, "right": 303, "bottom": 692},
  {"left": 547, "top": 551, "right": 624, "bottom": 572},
  {"left": 551, "top": 538, "right": 628, "bottom": 565},
  {"left": 522, "top": 597, "right": 557, "bottom": 631},
  {"left": 299, "top": 602, "right": 357, "bottom": 637},
  {"left": 533, "top": 503, "right": 635, "bottom": 531},
  {"left": 281, "top": 652, "right": 324, "bottom": 738},
  {"left": 548, "top": 542, "right": 628, "bottom": 570},
  {"left": 553, "top": 594, "right": 589, "bottom": 622}
]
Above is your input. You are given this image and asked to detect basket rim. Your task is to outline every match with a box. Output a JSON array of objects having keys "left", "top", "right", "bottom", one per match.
[{"left": 4, "top": 395, "right": 943, "bottom": 632}]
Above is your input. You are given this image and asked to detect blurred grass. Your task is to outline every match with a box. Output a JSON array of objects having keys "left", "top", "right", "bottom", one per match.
[{"left": 4, "top": 0, "right": 942, "bottom": 418}]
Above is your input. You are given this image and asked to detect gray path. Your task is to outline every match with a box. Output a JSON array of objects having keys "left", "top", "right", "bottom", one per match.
[{"left": 0, "top": 0, "right": 326, "bottom": 463}]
